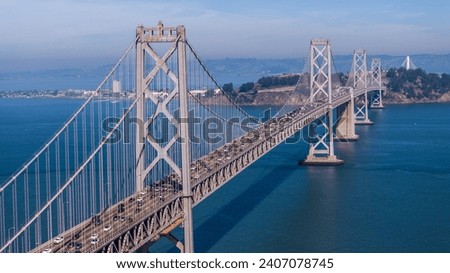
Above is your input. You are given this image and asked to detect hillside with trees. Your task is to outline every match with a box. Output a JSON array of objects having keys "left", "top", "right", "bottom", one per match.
[
  {"left": 217, "top": 68, "right": 450, "bottom": 105},
  {"left": 220, "top": 73, "right": 309, "bottom": 105},
  {"left": 385, "top": 68, "right": 450, "bottom": 103},
  {"left": 257, "top": 74, "right": 300, "bottom": 88}
]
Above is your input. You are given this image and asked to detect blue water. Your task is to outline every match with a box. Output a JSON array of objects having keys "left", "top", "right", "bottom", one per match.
[{"left": 1, "top": 99, "right": 450, "bottom": 252}]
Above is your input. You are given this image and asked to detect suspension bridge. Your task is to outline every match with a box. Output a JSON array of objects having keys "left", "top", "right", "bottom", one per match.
[{"left": 0, "top": 23, "right": 386, "bottom": 253}]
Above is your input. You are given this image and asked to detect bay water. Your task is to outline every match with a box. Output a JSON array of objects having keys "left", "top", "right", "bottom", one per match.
[{"left": 0, "top": 98, "right": 449, "bottom": 252}]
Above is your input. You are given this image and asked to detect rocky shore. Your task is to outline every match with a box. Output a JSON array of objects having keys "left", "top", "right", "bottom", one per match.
[{"left": 383, "top": 91, "right": 450, "bottom": 104}]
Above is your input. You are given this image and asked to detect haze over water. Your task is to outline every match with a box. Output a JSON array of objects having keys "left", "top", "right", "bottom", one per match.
[{"left": 1, "top": 98, "right": 449, "bottom": 252}]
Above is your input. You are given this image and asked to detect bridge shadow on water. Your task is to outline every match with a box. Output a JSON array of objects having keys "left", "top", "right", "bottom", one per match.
[{"left": 179, "top": 149, "right": 297, "bottom": 253}]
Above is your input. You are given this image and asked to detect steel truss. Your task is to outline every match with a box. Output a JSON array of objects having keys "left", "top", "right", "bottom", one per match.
[
  {"left": 135, "top": 23, "right": 193, "bottom": 252},
  {"left": 353, "top": 49, "right": 373, "bottom": 125},
  {"left": 303, "top": 39, "right": 343, "bottom": 165},
  {"left": 370, "top": 58, "right": 384, "bottom": 109}
]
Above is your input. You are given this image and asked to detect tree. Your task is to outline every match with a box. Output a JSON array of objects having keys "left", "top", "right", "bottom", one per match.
[
  {"left": 222, "top": 83, "right": 233, "bottom": 95},
  {"left": 239, "top": 82, "right": 255, "bottom": 93},
  {"left": 386, "top": 67, "right": 450, "bottom": 98},
  {"left": 256, "top": 74, "right": 300, "bottom": 88}
]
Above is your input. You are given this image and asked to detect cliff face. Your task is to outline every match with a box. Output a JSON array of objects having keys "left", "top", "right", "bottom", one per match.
[
  {"left": 383, "top": 90, "right": 450, "bottom": 104},
  {"left": 438, "top": 91, "right": 450, "bottom": 102},
  {"left": 384, "top": 92, "right": 430, "bottom": 104}
]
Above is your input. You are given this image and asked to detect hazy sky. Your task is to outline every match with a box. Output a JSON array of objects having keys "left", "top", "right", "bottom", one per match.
[{"left": 1, "top": 0, "right": 449, "bottom": 71}]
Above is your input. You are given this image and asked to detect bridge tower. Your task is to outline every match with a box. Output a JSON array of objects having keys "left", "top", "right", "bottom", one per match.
[
  {"left": 402, "top": 55, "right": 416, "bottom": 70},
  {"left": 302, "top": 39, "right": 343, "bottom": 165},
  {"left": 353, "top": 49, "right": 373, "bottom": 125},
  {"left": 135, "top": 23, "right": 194, "bottom": 252},
  {"left": 370, "top": 58, "right": 384, "bottom": 109}
]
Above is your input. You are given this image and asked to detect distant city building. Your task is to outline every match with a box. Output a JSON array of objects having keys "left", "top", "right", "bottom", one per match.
[
  {"left": 112, "top": 80, "right": 121, "bottom": 93},
  {"left": 189, "top": 89, "right": 207, "bottom": 96}
]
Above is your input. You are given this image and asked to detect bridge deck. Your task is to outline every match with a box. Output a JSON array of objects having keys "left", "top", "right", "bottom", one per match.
[{"left": 31, "top": 86, "right": 375, "bottom": 253}]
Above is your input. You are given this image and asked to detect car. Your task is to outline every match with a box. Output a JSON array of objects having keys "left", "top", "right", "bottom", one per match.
[
  {"left": 113, "top": 215, "right": 118, "bottom": 221},
  {"left": 118, "top": 203, "right": 125, "bottom": 213},
  {"left": 67, "top": 241, "right": 76, "bottom": 248},
  {"left": 53, "top": 236, "right": 64, "bottom": 244},
  {"left": 139, "top": 191, "right": 146, "bottom": 196},
  {"left": 103, "top": 225, "right": 112, "bottom": 232},
  {"left": 42, "top": 248, "right": 52, "bottom": 253},
  {"left": 90, "top": 234, "right": 99, "bottom": 245},
  {"left": 137, "top": 197, "right": 143, "bottom": 207},
  {"left": 75, "top": 242, "right": 82, "bottom": 250},
  {"left": 92, "top": 214, "right": 102, "bottom": 226},
  {"left": 128, "top": 197, "right": 135, "bottom": 203}
]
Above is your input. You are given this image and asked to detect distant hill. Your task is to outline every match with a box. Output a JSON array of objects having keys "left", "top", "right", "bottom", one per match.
[
  {"left": 1, "top": 54, "right": 449, "bottom": 91},
  {"left": 205, "top": 54, "right": 450, "bottom": 85}
]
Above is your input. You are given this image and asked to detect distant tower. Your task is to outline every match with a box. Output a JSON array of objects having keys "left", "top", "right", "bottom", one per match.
[{"left": 402, "top": 56, "right": 417, "bottom": 70}]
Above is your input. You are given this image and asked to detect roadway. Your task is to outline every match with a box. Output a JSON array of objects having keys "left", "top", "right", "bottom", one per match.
[{"left": 31, "top": 86, "right": 379, "bottom": 253}]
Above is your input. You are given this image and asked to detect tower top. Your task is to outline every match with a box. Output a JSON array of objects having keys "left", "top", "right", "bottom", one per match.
[
  {"left": 402, "top": 55, "right": 417, "bottom": 70},
  {"left": 136, "top": 22, "right": 185, "bottom": 43}
]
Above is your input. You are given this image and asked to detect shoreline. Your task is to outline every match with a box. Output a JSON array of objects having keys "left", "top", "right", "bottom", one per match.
[
  {"left": 1, "top": 88, "right": 450, "bottom": 106},
  {"left": 1, "top": 95, "right": 449, "bottom": 106}
]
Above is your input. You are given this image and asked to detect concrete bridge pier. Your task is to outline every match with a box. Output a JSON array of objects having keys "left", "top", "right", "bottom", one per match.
[{"left": 335, "top": 98, "right": 359, "bottom": 141}]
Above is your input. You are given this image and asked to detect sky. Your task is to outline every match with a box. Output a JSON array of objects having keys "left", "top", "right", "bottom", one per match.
[{"left": 1, "top": 0, "right": 450, "bottom": 72}]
